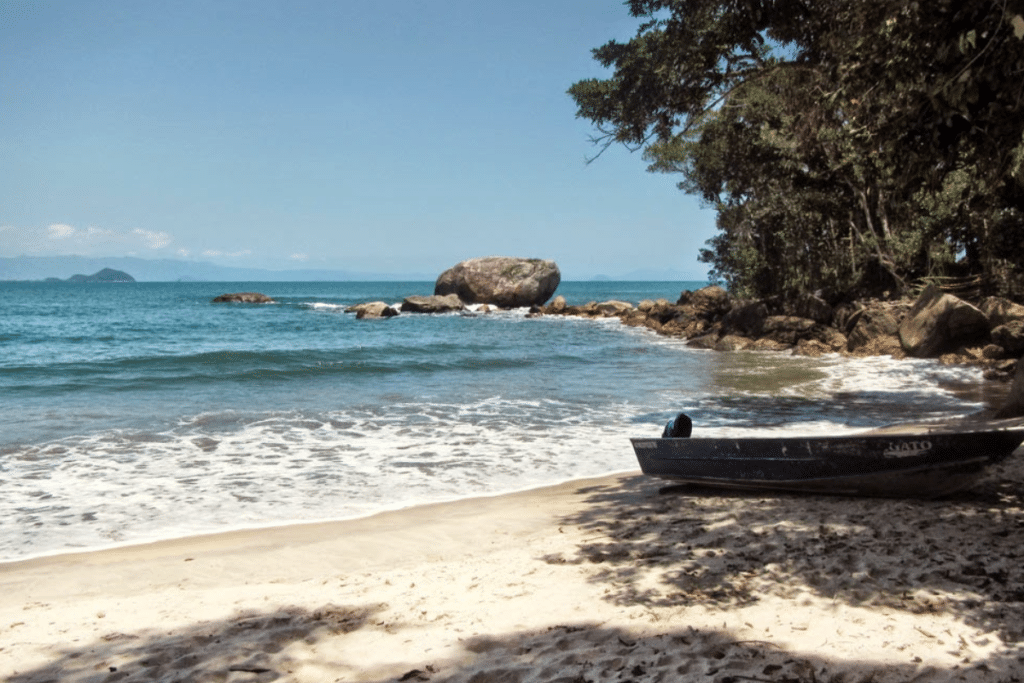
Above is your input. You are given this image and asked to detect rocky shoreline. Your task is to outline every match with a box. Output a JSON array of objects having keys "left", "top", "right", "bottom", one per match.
[
  {"left": 219, "top": 255, "right": 1024, "bottom": 413},
  {"left": 535, "top": 284, "right": 1022, "bottom": 379},
  {"left": 527, "top": 283, "right": 1024, "bottom": 418}
]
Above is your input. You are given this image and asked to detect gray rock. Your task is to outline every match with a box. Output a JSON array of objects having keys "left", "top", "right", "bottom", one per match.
[
  {"left": 434, "top": 257, "right": 560, "bottom": 308},
  {"left": 846, "top": 309, "right": 900, "bottom": 353},
  {"left": 991, "top": 320, "right": 1024, "bottom": 356},
  {"left": 787, "top": 292, "right": 833, "bottom": 325},
  {"left": 760, "top": 316, "right": 816, "bottom": 345},
  {"left": 686, "top": 333, "right": 720, "bottom": 350},
  {"left": 212, "top": 292, "right": 274, "bottom": 303},
  {"left": 595, "top": 300, "right": 634, "bottom": 316},
  {"left": 898, "top": 285, "right": 989, "bottom": 357},
  {"left": 720, "top": 301, "right": 768, "bottom": 337},
  {"left": 347, "top": 301, "right": 399, "bottom": 319},
  {"left": 979, "top": 296, "right": 1024, "bottom": 328},
  {"left": 714, "top": 335, "right": 752, "bottom": 351},
  {"left": 678, "top": 285, "right": 732, "bottom": 317},
  {"left": 400, "top": 294, "right": 466, "bottom": 313},
  {"left": 545, "top": 295, "right": 568, "bottom": 314}
]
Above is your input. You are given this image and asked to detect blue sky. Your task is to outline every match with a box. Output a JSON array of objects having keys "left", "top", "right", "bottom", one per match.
[{"left": 1, "top": 0, "right": 714, "bottom": 280}]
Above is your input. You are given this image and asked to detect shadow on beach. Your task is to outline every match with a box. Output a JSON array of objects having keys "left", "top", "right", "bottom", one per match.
[
  {"left": 9, "top": 606, "right": 1020, "bottom": 683},
  {"left": 8, "top": 459, "right": 1024, "bottom": 682},
  {"left": 5, "top": 603, "right": 387, "bottom": 683},
  {"left": 559, "top": 470, "right": 1024, "bottom": 631}
]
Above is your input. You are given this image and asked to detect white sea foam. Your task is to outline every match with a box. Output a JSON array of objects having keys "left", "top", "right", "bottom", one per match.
[{"left": 1, "top": 397, "right": 645, "bottom": 562}]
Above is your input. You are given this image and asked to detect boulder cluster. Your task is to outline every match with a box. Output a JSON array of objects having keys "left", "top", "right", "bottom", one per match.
[
  {"left": 346, "top": 257, "right": 561, "bottom": 319},
  {"left": 538, "top": 284, "right": 1024, "bottom": 381}
]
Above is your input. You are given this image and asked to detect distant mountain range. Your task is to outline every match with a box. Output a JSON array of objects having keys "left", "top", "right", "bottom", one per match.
[
  {"left": 0, "top": 255, "right": 706, "bottom": 283},
  {"left": 0, "top": 256, "right": 435, "bottom": 282}
]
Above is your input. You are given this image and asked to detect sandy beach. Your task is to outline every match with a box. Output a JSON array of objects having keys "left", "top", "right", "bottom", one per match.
[{"left": 3, "top": 457, "right": 1024, "bottom": 683}]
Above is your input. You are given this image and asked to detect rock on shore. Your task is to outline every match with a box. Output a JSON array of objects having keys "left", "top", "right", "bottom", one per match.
[
  {"left": 539, "top": 285, "right": 1024, "bottom": 385},
  {"left": 434, "top": 257, "right": 560, "bottom": 308}
]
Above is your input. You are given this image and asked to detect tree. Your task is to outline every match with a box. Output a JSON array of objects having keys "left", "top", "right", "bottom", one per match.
[{"left": 569, "top": 0, "right": 1024, "bottom": 301}]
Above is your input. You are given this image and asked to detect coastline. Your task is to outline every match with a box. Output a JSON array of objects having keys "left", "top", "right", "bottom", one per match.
[{"left": 4, "top": 465, "right": 1024, "bottom": 682}]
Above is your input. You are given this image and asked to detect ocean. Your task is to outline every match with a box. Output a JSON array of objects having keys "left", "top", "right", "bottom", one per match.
[{"left": 0, "top": 280, "right": 993, "bottom": 562}]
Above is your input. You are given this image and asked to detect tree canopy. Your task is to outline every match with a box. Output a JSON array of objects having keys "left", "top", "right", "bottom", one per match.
[{"left": 569, "top": 0, "right": 1024, "bottom": 302}]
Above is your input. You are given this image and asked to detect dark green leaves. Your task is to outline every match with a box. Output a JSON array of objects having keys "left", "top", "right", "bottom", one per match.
[{"left": 570, "top": 0, "right": 1024, "bottom": 301}]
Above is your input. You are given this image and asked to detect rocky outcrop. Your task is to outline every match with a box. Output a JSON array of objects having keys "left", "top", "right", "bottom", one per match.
[
  {"left": 720, "top": 301, "right": 768, "bottom": 338},
  {"left": 678, "top": 285, "right": 731, "bottom": 318},
  {"left": 346, "top": 301, "right": 398, "bottom": 319},
  {"left": 400, "top": 294, "right": 465, "bottom": 314},
  {"left": 898, "top": 285, "right": 990, "bottom": 357},
  {"left": 434, "top": 257, "right": 560, "bottom": 308},
  {"left": 212, "top": 292, "right": 274, "bottom": 303},
  {"left": 786, "top": 293, "right": 833, "bottom": 325},
  {"left": 991, "top": 320, "right": 1024, "bottom": 357},
  {"left": 341, "top": 276, "right": 1024, "bottom": 384},
  {"left": 845, "top": 308, "right": 901, "bottom": 355},
  {"left": 535, "top": 283, "right": 1024, "bottom": 379},
  {"left": 980, "top": 297, "right": 1024, "bottom": 327}
]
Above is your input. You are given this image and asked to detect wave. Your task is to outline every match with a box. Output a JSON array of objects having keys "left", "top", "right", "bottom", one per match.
[{"left": 0, "top": 343, "right": 558, "bottom": 393}]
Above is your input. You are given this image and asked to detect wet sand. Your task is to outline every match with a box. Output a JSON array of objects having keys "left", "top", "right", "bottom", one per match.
[{"left": 2, "top": 456, "right": 1024, "bottom": 682}]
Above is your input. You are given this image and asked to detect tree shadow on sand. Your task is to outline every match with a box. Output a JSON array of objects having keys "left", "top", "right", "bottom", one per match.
[
  {"left": 534, "top": 457, "right": 1024, "bottom": 679},
  {"left": 6, "top": 603, "right": 386, "bottom": 683},
  {"left": 413, "top": 622, "right": 1018, "bottom": 683}
]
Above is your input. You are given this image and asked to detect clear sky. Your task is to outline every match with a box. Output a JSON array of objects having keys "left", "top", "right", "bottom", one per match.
[{"left": 1, "top": 0, "right": 715, "bottom": 280}]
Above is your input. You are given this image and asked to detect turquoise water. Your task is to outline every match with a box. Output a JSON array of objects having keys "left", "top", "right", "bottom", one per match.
[{"left": 0, "top": 280, "right": 987, "bottom": 560}]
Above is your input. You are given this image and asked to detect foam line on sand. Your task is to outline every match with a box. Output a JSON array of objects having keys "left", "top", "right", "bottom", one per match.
[{"left": 2, "top": 462, "right": 1024, "bottom": 682}]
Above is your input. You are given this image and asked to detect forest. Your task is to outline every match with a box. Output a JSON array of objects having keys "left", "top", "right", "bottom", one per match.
[{"left": 569, "top": 0, "right": 1024, "bottom": 303}]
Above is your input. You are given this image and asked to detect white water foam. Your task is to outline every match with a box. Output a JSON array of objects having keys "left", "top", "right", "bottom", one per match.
[{"left": 1, "top": 397, "right": 644, "bottom": 562}]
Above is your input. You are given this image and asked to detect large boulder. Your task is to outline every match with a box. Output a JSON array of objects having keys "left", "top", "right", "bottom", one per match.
[
  {"left": 992, "top": 320, "right": 1024, "bottom": 356},
  {"left": 898, "top": 285, "right": 989, "bottom": 357},
  {"left": 720, "top": 301, "right": 768, "bottom": 337},
  {"left": 678, "top": 285, "right": 732, "bottom": 318},
  {"left": 979, "top": 296, "right": 1024, "bottom": 328},
  {"left": 760, "top": 315, "right": 816, "bottom": 346},
  {"left": 400, "top": 294, "right": 466, "bottom": 313},
  {"left": 846, "top": 308, "right": 900, "bottom": 353},
  {"left": 434, "top": 257, "right": 560, "bottom": 308},
  {"left": 212, "top": 292, "right": 274, "bottom": 303},
  {"left": 785, "top": 292, "right": 833, "bottom": 325}
]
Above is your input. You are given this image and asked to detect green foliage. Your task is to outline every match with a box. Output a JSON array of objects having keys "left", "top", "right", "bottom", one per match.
[{"left": 570, "top": 0, "right": 1024, "bottom": 302}]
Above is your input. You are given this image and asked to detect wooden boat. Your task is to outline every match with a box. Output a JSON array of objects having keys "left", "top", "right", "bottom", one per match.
[{"left": 630, "top": 414, "right": 1024, "bottom": 498}]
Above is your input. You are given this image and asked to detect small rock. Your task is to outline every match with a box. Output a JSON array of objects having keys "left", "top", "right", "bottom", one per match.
[{"left": 212, "top": 292, "right": 274, "bottom": 304}]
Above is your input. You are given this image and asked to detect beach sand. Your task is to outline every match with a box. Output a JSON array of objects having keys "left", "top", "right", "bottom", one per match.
[{"left": 3, "top": 457, "right": 1024, "bottom": 683}]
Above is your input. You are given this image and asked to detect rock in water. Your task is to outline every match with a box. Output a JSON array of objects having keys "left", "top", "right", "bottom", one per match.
[
  {"left": 400, "top": 294, "right": 465, "bottom": 313},
  {"left": 211, "top": 292, "right": 275, "bottom": 303},
  {"left": 434, "top": 257, "right": 560, "bottom": 308},
  {"left": 346, "top": 301, "right": 399, "bottom": 319}
]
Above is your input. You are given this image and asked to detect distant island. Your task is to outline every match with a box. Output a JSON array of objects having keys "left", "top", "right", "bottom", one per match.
[{"left": 47, "top": 268, "right": 136, "bottom": 283}]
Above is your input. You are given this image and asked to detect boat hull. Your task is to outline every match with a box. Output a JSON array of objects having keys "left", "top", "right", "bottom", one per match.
[{"left": 630, "top": 426, "right": 1024, "bottom": 498}]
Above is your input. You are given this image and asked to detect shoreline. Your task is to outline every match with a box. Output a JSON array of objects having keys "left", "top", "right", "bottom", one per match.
[
  {"left": 4, "top": 466, "right": 1024, "bottom": 682},
  {"left": 0, "top": 466, "right": 639, "bottom": 568}
]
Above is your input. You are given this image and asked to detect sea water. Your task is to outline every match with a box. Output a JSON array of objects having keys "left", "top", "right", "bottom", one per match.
[{"left": 0, "top": 280, "right": 991, "bottom": 561}]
